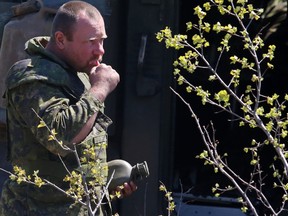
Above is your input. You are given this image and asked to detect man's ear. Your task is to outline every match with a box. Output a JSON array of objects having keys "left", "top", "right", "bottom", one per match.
[{"left": 54, "top": 31, "right": 66, "bottom": 49}]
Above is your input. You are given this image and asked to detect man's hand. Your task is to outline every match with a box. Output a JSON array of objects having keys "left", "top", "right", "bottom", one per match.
[
  {"left": 112, "top": 181, "right": 138, "bottom": 199},
  {"left": 88, "top": 63, "right": 120, "bottom": 102}
]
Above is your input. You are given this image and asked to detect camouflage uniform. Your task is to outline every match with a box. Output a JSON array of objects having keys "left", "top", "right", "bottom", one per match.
[{"left": 0, "top": 37, "right": 113, "bottom": 216}]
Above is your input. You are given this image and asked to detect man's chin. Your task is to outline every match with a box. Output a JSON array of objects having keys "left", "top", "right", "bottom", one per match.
[
  {"left": 89, "top": 60, "right": 100, "bottom": 67},
  {"left": 83, "top": 66, "right": 97, "bottom": 74}
]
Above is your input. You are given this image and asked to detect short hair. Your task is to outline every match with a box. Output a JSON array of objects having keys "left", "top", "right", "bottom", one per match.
[{"left": 51, "top": 1, "right": 102, "bottom": 41}]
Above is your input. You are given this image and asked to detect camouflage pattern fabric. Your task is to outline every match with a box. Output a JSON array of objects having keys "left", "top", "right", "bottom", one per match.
[
  {"left": 0, "top": 37, "right": 113, "bottom": 215},
  {"left": 0, "top": 181, "right": 111, "bottom": 216}
]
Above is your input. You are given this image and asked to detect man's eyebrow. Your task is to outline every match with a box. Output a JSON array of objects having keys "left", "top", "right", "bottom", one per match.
[{"left": 88, "top": 35, "right": 108, "bottom": 41}]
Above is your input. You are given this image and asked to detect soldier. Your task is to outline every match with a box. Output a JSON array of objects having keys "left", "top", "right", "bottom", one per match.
[{"left": 0, "top": 1, "right": 136, "bottom": 215}]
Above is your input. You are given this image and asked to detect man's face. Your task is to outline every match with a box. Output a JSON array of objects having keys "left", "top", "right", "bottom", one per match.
[{"left": 63, "top": 14, "right": 107, "bottom": 73}]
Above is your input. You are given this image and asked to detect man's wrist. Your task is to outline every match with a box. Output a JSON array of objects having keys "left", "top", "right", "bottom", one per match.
[{"left": 82, "top": 92, "right": 105, "bottom": 113}]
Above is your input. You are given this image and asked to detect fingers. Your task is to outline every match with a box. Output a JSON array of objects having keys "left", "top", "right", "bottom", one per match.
[
  {"left": 88, "top": 64, "right": 120, "bottom": 101},
  {"left": 112, "top": 181, "right": 138, "bottom": 199},
  {"left": 122, "top": 181, "right": 138, "bottom": 196}
]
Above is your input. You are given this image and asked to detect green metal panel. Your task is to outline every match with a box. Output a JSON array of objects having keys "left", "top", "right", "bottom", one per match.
[{"left": 120, "top": 0, "right": 178, "bottom": 215}]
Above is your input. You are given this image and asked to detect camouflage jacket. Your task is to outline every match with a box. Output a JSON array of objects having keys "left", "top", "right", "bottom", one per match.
[{"left": 1, "top": 37, "right": 112, "bottom": 216}]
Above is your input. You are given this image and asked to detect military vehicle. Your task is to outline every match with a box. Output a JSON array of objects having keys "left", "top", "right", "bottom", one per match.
[{"left": 0, "top": 0, "right": 287, "bottom": 215}]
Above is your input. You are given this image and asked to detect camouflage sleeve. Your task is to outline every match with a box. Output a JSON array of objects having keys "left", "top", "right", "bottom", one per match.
[{"left": 8, "top": 81, "right": 104, "bottom": 156}]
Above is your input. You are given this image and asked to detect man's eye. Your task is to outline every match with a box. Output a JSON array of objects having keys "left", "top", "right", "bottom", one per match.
[{"left": 90, "top": 40, "right": 98, "bottom": 45}]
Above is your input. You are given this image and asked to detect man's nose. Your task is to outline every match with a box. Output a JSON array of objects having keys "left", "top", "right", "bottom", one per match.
[{"left": 93, "top": 43, "right": 105, "bottom": 56}]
